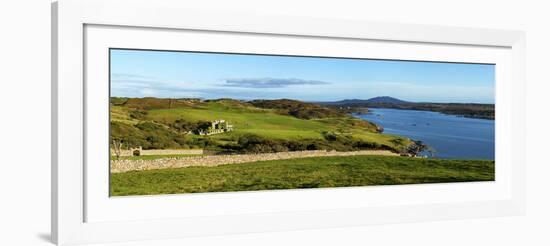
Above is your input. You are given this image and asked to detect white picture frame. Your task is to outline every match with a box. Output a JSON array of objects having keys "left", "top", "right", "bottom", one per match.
[{"left": 52, "top": 0, "right": 526, "bottom": 245}]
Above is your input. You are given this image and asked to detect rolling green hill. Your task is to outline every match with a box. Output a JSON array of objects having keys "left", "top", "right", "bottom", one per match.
[{"left": 110, "top": 97, "right": 415, "bottom": 153}]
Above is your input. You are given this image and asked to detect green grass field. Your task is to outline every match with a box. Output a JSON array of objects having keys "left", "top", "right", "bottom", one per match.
[
  {"left": 145, "top": 101, "right": 410, "bottom": 148},
  {"left": 110, "top": 155, "right": 495, "bottom": 196}
]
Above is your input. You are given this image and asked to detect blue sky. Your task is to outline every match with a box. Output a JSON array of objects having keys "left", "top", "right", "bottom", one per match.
[{"left": 110, "top": 49, "right": 495, "bottom": 103}]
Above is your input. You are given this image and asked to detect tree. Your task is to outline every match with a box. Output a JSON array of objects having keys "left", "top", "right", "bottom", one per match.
[{"left": 112, "top": 139, "right": 123, "bottom": 159}]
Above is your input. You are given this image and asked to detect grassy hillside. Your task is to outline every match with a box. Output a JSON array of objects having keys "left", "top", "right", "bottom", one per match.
[
  {"left": 110, "top": 155, "right": 495, "bottom": 196},
  {"left": 110, "top": 97, "right": 414, "bottom": 153},
  {"left": 249, "top": 99, "right": 346, "bottom": 119}
]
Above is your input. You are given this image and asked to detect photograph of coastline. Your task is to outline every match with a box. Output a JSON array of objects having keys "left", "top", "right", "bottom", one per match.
[{"left": 109, "top": 48, "right": 495, "bottom": 196}]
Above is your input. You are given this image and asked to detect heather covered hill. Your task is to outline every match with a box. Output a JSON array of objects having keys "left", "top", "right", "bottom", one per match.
[
  {"left": 249, "top": 99, "right": 346, "bottom": 119},
  {"left": 112, "top": 97, "right": 205, "bottom": 110}
]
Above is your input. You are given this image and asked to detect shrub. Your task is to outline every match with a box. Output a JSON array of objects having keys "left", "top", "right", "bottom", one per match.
[
  {"left": 110, "top": 121, "right": 150, "bottom": 149},
  {"left": 246, "top": 144, "right": 273, "bottom": 154},
  {"left": 271, "top": 144, "right": 289, "bottom": 152},
  {"left": 195, "top": 121, "right": 212, "bottom": 132},
  {"left": 285, "top": 141, "right": 308, "bottom": 151},
  {"left": 237, "top": 134, "right": 266, "bottom": 146},
  {"left": 170, "top": 119, "right": 196, "bottom": 133},
  {"left": 110, "top": 121, "right": 192, "bottom": 150},
  {"left": 249, "top": 99, "right": 344, "bottom": 119},
  {"left": 322, "top": 131, "right": 338, "bottom": 141},
  {"left": 237, "top": 134, "right": 293, "bottom": 153},
  {"left": 187, "top": 137, "right": 221, "bottom": 150},
  {"left": 353, "top": 140, "right": 382, "bottom": 149},
  {"left": 129, "top": 110, "right": 148, "bottom": 120}
]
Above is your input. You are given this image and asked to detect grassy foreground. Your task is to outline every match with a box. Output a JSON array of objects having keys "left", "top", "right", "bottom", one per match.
[{"left": 110, "top": 155, "right": 494, "bottom": 196}]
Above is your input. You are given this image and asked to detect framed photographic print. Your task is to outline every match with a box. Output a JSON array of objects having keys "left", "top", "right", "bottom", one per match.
[
  {"left": 52, "top": 0, "right": 526, "bottom": 245},
  {"left": 108, "top": 48, "right": 497, "bottom": 195}
]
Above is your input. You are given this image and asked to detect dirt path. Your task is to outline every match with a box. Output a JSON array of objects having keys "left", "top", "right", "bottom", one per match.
[{"left": 111, "top": 150, "right": 399, "bottom": 173}]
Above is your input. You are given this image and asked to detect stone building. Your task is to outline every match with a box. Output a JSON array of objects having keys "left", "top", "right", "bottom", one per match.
[{"left": 198, "top": 119, "right": 233, "bottom": 135}]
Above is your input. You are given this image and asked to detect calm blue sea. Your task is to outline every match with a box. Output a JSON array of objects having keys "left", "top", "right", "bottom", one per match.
[{"left": 355, "top": 108, "right": 495, "bottom": 160}]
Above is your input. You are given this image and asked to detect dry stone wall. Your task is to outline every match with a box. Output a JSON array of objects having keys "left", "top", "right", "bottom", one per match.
[
  {"left": 111, "top": 150, "right": 398, "bottom": 173},
  {"left": 112, "top": 149, "right": 204, "bottom": 157}
]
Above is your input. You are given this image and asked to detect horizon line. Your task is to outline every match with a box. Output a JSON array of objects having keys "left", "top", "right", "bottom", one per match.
[{"left": 109, "top": 96, "right": 495, "bottom": 105}]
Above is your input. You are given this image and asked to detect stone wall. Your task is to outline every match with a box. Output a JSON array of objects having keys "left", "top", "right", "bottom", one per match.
[
  {"left": 111, "top": 150, "right": 398, "bottom": 173},
  {"left": 111, "top": 149, "right": 204, "bottom": 157}
]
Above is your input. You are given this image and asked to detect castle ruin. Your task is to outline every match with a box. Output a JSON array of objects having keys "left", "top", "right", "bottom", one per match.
[{"left": 198, "top": 119, "right": 233, "bottom": 135}]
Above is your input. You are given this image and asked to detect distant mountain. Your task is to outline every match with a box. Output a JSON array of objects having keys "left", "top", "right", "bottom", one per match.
[
  {"left": 318, "top": 96, "right": 494, "bottom": 120},
  {"left": 321, "top": 96, "right": 410, "bottom": 106},
  {"left": 364, "top": 96, "right": 410, "bottom": 104}
]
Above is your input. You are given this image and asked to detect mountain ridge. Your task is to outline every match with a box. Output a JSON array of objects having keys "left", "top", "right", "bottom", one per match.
[
  {"left": 318, "top": 96, "right": 495, "bottom": 120},
  {"left": 329, "top": 96, "right": 410, "bottom": 105}
]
